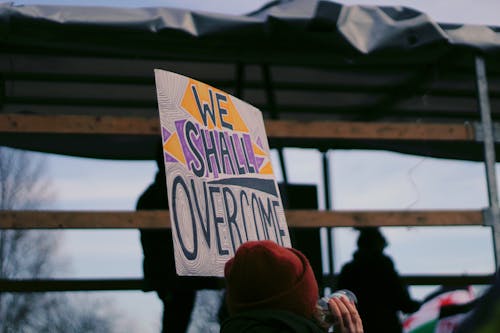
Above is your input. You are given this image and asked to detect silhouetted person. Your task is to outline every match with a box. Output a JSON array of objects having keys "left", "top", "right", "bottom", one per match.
[
  {"left": 137, "top": 144, "right": 218, "bottom": 332},
  {"left": 337, "top": 228, "right": 420, "bottom": 333}
]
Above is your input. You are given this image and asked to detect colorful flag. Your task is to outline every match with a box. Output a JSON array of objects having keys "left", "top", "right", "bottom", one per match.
[{"left": 403, "top": 287, "right": 475, "bottom": 333}]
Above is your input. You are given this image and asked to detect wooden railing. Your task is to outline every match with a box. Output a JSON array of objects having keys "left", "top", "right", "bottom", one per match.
[
  {"left": 0, "top": 210, "right": 485, "bottom": 229},
  {"left": 0, "top": 274, "right": 494, "bottom": 293},
  {"left": 0, "top": 114, "right": 494, "bottom": 292},
  {"left": 0, "top": 114, "right": 476, "bottom": 141}
]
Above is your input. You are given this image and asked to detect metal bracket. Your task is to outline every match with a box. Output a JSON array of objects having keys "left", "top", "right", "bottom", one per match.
[
  {"left": 484, "top": 207, "right": 500, "bottom": 269},
  {"left": 482, "top": 207, "right": 500, "bottom": 227},
  {"left": 474, "top": 122, "right": 500, "bottom": 142}
]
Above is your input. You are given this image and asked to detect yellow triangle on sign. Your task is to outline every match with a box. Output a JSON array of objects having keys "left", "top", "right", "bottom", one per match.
[
  {"left": 181, "top": 80, "right": 215, "bottom": 129},
  {"left": 164, "top": 132, "right": 186, "bottom": 165},
  {"left": 253, "top": 143, "right": 267, "bottom": 157},
  {"left": 181, "top": 78, "right": 249, "bottom": 133},
  {"left": 259, "top": 161, "right": 274, "bottom": 175},
  {"left": 220, "top": 96, "right": 249, "bottom": 133}
]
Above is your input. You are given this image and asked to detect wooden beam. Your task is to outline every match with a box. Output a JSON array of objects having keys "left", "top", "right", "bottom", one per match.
[
  {"left": 0, "top": 274, "right": 493, "bottom": 292},
  {"left": 401, "top": 274, "right": 495, "bottom": 286},
  {"left": 0, "top": 278, "right": 145, "bottom": 292},
  {"left": 288, "top": 210, "right": 484, "bottom": 228},
  {"left": 0, "top": 114, "right": 159, "bottom": 135},
  {"left": 324, "top": 274, "right": 494, "bottom": 289},
  {"left": 0, "top": 210, "right": 484, "bottom": 229},
  {"left": 0, "top": 114, "right": 475, "bottom": 141},
  {"left": 265, "top": 120, "right": 475, "bottom": 141},
  {"left": 0, "top": 210, "right": 171, "bottom": 229}
]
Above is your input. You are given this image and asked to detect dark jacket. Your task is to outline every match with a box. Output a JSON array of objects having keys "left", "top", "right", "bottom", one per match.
[
  {"left": 220, "top": 309, "right": 324, "bottom": 333},
  {"left": 137, "top": 171, "right": 219, "bottom": 294},
  {"left": 337, "top": 250, "right": 420, "bottom": 333},
  {"left": 138, "top": 171, "right": 221, "bottom": 333},
  {"left": 137, "top": 171, "right": 172, "bottom": 294}
]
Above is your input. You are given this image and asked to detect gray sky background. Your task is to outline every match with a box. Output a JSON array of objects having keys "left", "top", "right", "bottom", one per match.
[{"left": 11, "top": 0, "right": 500, "bottom": 332}]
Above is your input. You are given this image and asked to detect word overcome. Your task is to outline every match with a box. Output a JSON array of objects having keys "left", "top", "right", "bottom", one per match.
[{"left": 171, "top": 176, "right": 288, "bottom": 260}]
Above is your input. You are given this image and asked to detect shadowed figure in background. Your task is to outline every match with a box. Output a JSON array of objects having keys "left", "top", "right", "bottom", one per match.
[
  {"left": 337, "top": 228, "right": 420, "bottom": 333},
  {"left": 137, "top": 144, "right": 219, "bottom": 333}
]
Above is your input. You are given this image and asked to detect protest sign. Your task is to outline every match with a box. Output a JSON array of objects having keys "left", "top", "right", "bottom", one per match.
[{"left": 154, "top": 70, "right": 291, "bottom": 277}]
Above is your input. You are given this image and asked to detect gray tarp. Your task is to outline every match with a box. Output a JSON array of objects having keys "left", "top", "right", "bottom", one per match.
[{"left": 1, "top": 0, "right": 500, "bottom": 160}]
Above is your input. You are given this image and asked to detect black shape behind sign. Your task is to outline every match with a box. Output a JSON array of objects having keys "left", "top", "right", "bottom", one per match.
[{"left": 279, "top": 183, "right": 323, "bottom": 289}]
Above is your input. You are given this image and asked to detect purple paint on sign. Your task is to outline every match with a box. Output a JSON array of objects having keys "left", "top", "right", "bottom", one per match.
[
  {"left": 193, "top": 123, "right": 204, "bottom": 158},
  {"left": 202, "top": 129, "right": 220, "bottom": 179},
  {"left": 175, "top": 119, "right": 196, "bottom": 172},
  {"left": 255, "top": 156, "right": 265, "bottom": 170},
  {"left": 232, "top": 133, "right": 248, "bottom": 173},
  {"left": 232, "top": 134, "right": 246, "bottom": 164},
  {"left": 164, "top": 151, "right": 177, "bottom": 163},
  {"left": 162, "top": 127, "right": 171, "bottom": 143},
  {"left": 243, "top": 134, "right": 258, "bottom": 172},
  {"left": 222, "top": 132, "right": 235, "bottom": 175},
  {"left": 213, "top": 130, "right": 222, "bottom": 178},
  {"left": 256, "top": 137, "right": 264, "bottom": 150}
]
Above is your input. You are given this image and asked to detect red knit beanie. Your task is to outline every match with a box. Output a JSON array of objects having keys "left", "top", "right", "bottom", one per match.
[{"left": 224, "top": 240, "right": 319, "bottom": 318}]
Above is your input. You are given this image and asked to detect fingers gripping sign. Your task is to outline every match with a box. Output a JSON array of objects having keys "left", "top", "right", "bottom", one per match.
[{"left": 327, "top": 296, "right": 363, "bottom": 333}]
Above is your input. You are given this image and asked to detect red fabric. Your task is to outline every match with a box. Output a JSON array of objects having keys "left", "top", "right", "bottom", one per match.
[{"left": 224, "top": 240, "right": 319, "bottom": 318}]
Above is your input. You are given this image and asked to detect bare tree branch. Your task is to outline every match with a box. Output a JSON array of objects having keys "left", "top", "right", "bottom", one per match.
[{"left": 0, "top": 147, "right": 118, "bottom": 332}]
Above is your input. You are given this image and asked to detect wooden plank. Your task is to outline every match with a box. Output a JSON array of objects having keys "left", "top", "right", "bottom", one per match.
[
  {"left": 0, "top": 114, "right": 159, "bottom": 135},
  {"left": 0, "top": 210, "right": 170, "bottom": 229},
  {"left": 0, "top": 114, "right": 475, "bottom": 141},
  {"left": 324, "top": 274, "right": 494, "bottom": 288},
  {"left": 401, "top": 274, "right": 495, "bottom": 286},
  {"left": 265, "top": 120, "right": 475, "bottom": 141},
  {"left": 0, "top": 210, "right": 484, "bottom": 229},
  {"left": 0, "top": 274, "right": 493, "bottom": 292},
  {"left": 0, "top": 278, "right": 145, "bottom": 292},
  {"left": 287, "top": 210, "right": 484, "bottom": 227}
]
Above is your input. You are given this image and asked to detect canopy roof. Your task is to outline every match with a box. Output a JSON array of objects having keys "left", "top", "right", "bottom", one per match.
[{"left": 1, "top": 0, "right": 500, "bottom": 160}]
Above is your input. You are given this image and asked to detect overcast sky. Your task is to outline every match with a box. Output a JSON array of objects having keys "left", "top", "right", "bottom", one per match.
[{"left": 11, "top": 0, "right": 500, "bottom": 332}]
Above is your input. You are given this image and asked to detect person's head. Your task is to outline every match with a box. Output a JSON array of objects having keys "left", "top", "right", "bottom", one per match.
[
  {"left": 224, "top": 240, "right": 319, "bottom": 319},
  {"left": 357, "top": 227, "right": 387, "bottom": 252}
]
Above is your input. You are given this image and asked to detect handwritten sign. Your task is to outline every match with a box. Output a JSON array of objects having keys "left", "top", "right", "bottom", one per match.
[{"left": 154, "top": 70, "right": 291, "bottom": 277}]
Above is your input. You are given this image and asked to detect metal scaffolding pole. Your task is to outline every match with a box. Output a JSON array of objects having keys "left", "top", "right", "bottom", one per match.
[
  {"left": 322, "top": 150, "right": 335, "bottom": 280},
  {"left": 475, "top": 55, "right": 500, "bottom": 267},
  {"left": 261, "top": 64, "right": 288, "bottom": 184}
]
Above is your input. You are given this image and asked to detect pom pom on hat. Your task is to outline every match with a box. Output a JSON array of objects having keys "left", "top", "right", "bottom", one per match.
[{"left": 224, "top": 240, "right": 319, "bottom": 318}]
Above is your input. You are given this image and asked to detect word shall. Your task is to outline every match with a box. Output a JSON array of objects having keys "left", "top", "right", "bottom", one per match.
[{"left": 176, "top": 119, "right": 259, "bottom": 179}]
